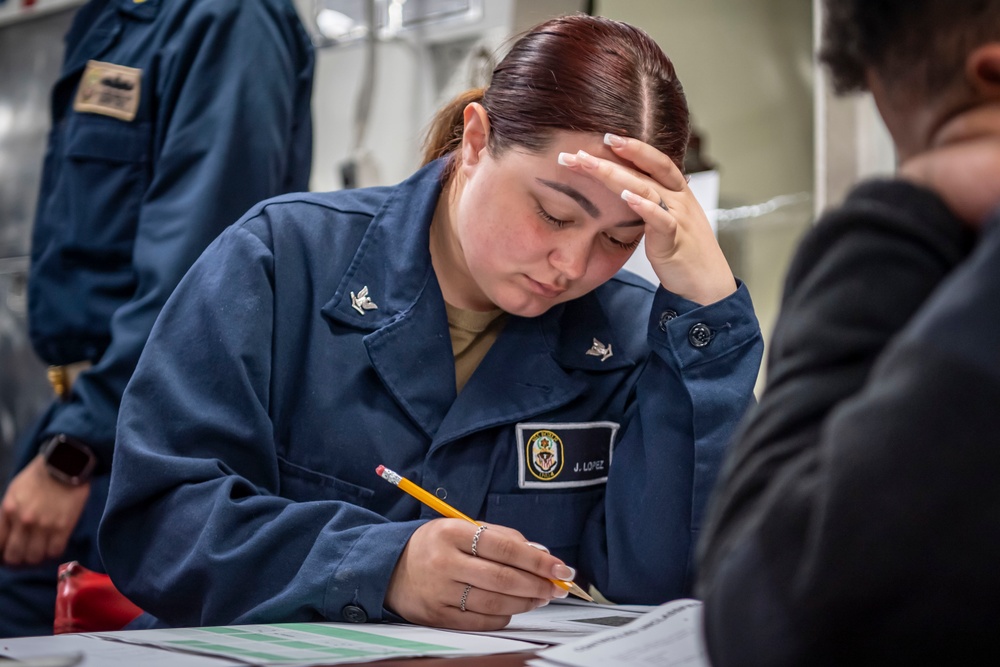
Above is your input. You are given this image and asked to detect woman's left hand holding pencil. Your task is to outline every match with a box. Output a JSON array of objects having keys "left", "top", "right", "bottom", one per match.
[{"left": 384, "top": 518, "right": 573, "bottom": 631}]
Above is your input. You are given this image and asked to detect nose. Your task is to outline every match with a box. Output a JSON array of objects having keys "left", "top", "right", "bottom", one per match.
[{"left": 549, "top": 232, "right": 591, "bottom": 282}]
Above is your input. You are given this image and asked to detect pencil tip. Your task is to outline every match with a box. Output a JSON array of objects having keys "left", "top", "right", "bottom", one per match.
[{"left": 570, "top": 582, "right": 595, "bottom": 602}]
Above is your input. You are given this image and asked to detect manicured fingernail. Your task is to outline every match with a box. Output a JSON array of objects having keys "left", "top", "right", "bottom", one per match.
[
  {"left": 576, "top": 150, "right": 598, "bottom": 168},
  {"left": 553, "top": 586, "right": 570, "bottom": 598},
  {"left": 604, "top": 133, "right": 625, "bottom": 147},
  {"left": 621, "top": 189, "right": 640, "bottom": 205},
  {"left": 557, "top": 152, "right": 578, "bottom": 167},
  {"left": 526, "top": 542, "right": 551, "bottom": 553},
  {"left": 535, "top": 598, "right": 550, "bottom": 608},
  {"left": 552, "top": 564, "right": 576, "bottom": 581}
]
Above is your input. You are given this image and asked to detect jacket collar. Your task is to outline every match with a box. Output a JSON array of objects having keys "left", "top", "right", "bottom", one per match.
[{"left": 323, "top": 160, "right": 443, "bottom": 333}]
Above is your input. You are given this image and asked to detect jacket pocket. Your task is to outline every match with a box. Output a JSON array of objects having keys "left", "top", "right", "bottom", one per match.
[
  {"left": 277, "top": 456, "right": 375, "bottom": 507},
  {"left": 57, "top": 114, "right": 150, "bottom": 260},
  {"left": 485, "top": 488, "right": 603, "bottom": 555}
]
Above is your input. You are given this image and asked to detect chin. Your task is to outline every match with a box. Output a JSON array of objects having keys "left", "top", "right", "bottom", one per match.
[{"left": 496, "top": 295, "right": 558, "bottom": 318}]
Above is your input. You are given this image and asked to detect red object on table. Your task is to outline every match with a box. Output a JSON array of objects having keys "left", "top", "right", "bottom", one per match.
[{"left": 54, "top": 561, "right": 143, "bottom": 634}]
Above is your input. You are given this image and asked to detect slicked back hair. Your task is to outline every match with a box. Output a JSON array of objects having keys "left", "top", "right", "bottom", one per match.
[{"left": 423, "top": 14, "right": 690, "bottom": 183}]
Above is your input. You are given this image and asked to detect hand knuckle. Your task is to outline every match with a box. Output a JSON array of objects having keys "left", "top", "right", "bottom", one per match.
[
  {"left": 482, "top": 594, "right": 504, "bottom": 615},
  {"left": 493, "top": 566, "right": 516, "bottom": 590},
  {"left": 501, "top": 536, "right": 524, "bottom": 560}
]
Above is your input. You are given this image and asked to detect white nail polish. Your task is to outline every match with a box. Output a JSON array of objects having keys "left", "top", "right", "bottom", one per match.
[
  {"left": 526, "top": 541, "right": 551, "bottom": 553},
  {"left": 557, "top": 152, "right": 577, "bottom": 166},
  {"left": 604, "top": 132, "right": 625, "bottom": 147}
]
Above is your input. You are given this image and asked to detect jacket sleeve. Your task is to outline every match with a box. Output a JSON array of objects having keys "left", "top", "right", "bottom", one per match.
[
  {"left": 99, "top": 222, "right": 423, "bottom": 626},
  {"left": 581, "top": 278, "right": 764, "bottom": 603},
  {"left": 694, "top": 180, "right": 984, "bottom": 666},
  {"left": 42, "top": 0, "right": 314, "bottom": 469}
]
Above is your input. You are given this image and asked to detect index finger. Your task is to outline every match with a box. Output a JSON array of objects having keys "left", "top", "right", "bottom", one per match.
[
  {"left": 603, "top": 133, "right": 687, "bottom": 191},
  {"left": 472, "top": 524, "right": 577, "bottom": 585}
]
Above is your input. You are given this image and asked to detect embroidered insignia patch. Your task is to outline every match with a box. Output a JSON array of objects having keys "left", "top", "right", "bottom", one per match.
[
  {"left": 516, "top": 422, "right": 619, "bottom": 489},
  {"left": 73, "top": 60, "right": 142, "bottom": 122},
  {"left": 527, "top": 430, "right": 563, "bottom": 481}
]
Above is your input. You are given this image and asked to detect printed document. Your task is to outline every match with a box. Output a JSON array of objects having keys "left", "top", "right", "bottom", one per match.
[{"left": 530, "top": 598, "right": 709, "bottom": 667}]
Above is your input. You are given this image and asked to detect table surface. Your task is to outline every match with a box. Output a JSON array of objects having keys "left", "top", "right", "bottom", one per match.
[{"left": 341, "top": 652, "right": 538, "bottom": 666}]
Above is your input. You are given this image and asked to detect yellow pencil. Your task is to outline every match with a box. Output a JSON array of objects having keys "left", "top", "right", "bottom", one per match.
[{"left": 376, "top": 465, "right": 593, "bottom": 602}]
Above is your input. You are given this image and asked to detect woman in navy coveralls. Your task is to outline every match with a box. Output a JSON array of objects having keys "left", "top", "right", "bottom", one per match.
[{"left": 99, "top": 15, "right": 763, "bottom": 631}]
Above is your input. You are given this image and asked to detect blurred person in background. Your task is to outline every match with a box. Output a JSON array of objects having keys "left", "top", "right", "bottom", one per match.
[{"left": 0, "top": 0, "right": 314, "bottom": 637}]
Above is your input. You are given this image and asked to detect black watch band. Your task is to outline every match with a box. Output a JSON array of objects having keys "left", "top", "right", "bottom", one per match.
[{"left": 40, "top": 434, "right": 97, "bottom": 486}]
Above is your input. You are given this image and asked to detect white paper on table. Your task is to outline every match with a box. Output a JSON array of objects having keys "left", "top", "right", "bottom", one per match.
[
  {"left": 451, "top": 598, "right": 653, "bottom": 646},
  {"left": 0, "top": 633, "right": 241, "bottom": 666},
  {"left": 97, "top": 622, "right": 538, "bottom": 666},
  {"left": 529, "top": 598, "right": 709, "bottom": 667}
]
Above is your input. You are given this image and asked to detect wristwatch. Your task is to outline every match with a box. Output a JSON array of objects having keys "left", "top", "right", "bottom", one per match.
[{"left": 40, "top": 434, "right": 97, "bottom": 486}]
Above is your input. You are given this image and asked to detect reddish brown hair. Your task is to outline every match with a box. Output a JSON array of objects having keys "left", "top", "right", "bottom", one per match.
[{"left": 423, "top": 14, "right": 689, "bottom": 181}]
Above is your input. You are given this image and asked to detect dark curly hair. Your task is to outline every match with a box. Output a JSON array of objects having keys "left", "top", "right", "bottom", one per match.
[{"left": 820, "top": 0, "right": 1000, "bottom": 95}]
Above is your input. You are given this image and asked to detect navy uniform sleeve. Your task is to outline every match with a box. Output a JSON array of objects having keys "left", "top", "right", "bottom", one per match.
[
  {"left": 581, "top": 278, "right": 763, "bottom": 602},
  {"left": 100, "top": 219, "right": 424, "bottom": 626},
  {"left": 694, "top": 180, "right": 984, "bottom": 665},
  {"left": 42, "top": 0, "right": 313, "bottom": 469}
]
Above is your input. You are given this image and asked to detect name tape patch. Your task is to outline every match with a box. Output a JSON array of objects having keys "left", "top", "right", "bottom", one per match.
[
  {"left": 73, "top": 60, "right": 142, "bottom": 122},
  {"left": 516, "top": 421, "right": 619, "bottom": 489}
]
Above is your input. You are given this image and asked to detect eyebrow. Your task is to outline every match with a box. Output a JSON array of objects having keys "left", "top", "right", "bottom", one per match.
[
  {"left": 537, "top": 178, "right": 600, "bottom": 218},
  {"left": 536, "top": 178, "right": 644, "bottom": 228}
]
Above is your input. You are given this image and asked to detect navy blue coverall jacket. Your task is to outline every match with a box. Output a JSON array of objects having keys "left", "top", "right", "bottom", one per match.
[
  {"left": 100, "top": 160, "right": 763, "bottom": 627},
  {"left": 1, "top": 0, "right": 312, "bottom": 638},
  {"left": 26, "top": 0, "right": 314, "bottom": 469}
]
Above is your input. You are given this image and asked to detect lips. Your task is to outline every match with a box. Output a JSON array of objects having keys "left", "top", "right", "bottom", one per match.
[{"left": 526, "top": 275, "right": 566, "bottom": 298}]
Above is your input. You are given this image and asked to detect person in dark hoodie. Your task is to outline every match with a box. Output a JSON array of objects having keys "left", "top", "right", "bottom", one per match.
[{"left": 696, "top": 0, "right": 1000, "bottom": 664}]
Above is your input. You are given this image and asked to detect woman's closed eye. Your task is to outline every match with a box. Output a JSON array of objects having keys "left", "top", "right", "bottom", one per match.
[
  {"left": 604, "top": 232, "right": 642, "bottom": 251},
  {"left": 537, "top": 206, "right": 571, "bottom": 228}
]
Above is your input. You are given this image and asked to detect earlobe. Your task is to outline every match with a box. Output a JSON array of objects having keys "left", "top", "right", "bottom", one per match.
[
  {"left": 967, "top": 44, "right": 1000, "bottom": 97},
  {"left": 460, "top": 102, "right": 491, "bottom": 167}
]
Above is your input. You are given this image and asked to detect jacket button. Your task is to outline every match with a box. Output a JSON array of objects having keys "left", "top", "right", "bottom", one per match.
[
  {"left": 435, "top": 487, "right": 447, "bottom": 500},
  {"left": 658, "top": 310, "right": 678, "bottom": 332},
  {"left": 341, "top": 605, "right": 368, "bottom": 623},
  {"left": 688, "top": 323, "right": 713, "bottom": 348}
]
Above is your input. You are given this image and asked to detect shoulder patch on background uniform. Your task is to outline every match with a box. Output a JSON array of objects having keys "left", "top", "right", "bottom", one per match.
[
  {"left": 73, "top": 60, "right": 141, "bottom": 122},
  {"left": 516, "top": 422, "right": 618, "bottom": 489}
]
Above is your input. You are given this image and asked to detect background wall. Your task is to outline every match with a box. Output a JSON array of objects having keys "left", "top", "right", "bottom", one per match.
[{"left": 597, "top": 0, "right": 814, "bottom": 206}]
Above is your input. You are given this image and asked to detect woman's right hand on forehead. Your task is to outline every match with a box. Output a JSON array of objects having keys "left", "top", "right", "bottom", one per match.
[
  {"left": 564, "top": 134, "right": 737, "bottom": 306},
  {"left": 383, "top": 519, "right": 571, "bottom": 631}
]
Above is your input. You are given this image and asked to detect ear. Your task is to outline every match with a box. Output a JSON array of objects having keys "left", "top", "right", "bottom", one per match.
[
  {"left": 460, "top": 102, "right": 491, "bottom": 167},
  {"left": 966, "top": 43, "right": 1000, "bottom": 98}
]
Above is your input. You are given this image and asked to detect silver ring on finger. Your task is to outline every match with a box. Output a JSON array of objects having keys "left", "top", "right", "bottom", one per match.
[
  {"left": 460, "top": 583, "right": 473, "bottom": 612},
  {"left": 471, "top": 524, "right": 488, "bottom": 557}
]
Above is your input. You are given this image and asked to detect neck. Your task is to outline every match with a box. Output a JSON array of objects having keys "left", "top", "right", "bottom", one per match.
[{"left": 429, "top": 180, "right": 493, "bottom": 311}]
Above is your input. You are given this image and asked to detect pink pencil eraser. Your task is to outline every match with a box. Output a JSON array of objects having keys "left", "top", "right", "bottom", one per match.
[{"left": 375, "top": 465, "right": 385, "bottom": 476}]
